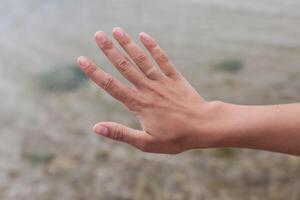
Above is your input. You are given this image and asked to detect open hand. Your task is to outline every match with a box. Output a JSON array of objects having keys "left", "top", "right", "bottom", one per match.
[{"left": 77, "top": 27, "right": 219, "bottom": 154}]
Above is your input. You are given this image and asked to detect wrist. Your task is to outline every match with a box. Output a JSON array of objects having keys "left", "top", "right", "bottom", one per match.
[{"left": 192, "top": 101, "right": 245, "bottom": 149}]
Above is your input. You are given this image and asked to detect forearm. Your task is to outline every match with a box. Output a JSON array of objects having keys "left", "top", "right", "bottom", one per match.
[{"left": 209, "top": 102, "right": 300, "bottom": 155}]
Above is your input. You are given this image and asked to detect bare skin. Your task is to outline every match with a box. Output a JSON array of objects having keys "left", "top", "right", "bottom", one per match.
[{"left": 77, "top": 27, "right": 300, "bottom": 155}]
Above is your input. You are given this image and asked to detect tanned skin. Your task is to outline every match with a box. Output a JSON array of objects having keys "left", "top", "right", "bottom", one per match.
[{"left": 77, "top": 27, "right": 300, "bottom": 155}]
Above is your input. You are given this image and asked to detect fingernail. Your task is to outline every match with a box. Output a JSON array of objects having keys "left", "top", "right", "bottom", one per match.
[
  {"left": 95, "top": 31, "right": 106, "bottom": 43},
  {"left": 140, "top": 32, "right": 150, "bottom": 41},
  {"left": 94, "top": 125, "right": 108, "bottom": 136},
  {"left": 113, "top": 27, "right": 124, "bottom": 38},
  {"left": 77, "top": 56, "right": 90, "bottom": 68}
]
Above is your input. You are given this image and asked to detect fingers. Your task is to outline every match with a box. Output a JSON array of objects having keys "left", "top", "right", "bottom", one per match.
[
  {"left": 77, "top": 56, "right": 135, "bottom": 106},
  {"left": 94, "top": 31, "right": 146, "bottom": 88},
  {"left": 139, "top": 32, "right": 181, "bottom": 80},
  {"left": 93, "top": 122, "right": 154, "bottom": 152},
  {"left": 112, "top": 27, "right": 164, "bottom": 80}
]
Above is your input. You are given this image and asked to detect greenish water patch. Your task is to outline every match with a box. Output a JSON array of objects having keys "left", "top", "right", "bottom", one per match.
[
  {"left": 37, "top": 64, "right": 87, "bottom": 92},
  {"left": 25, "top": 152, "right": 55, "bottom": 166},
  {"left": 95, "top": 151, "right": 109, "bottom": 161},
  {"left": 212, "top": 59, "right": 244, "bottom": 73}
]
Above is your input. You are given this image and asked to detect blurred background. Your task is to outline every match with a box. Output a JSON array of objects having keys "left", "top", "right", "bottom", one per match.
[{"left": 1, "top": 0, "right": 300, "bottom": 199}]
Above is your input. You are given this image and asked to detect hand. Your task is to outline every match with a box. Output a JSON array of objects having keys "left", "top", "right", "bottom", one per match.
[
  {"left": 77, "top": 27, "right": 300, "bottom": 155},
  {"left": 77, "top": 27, "right": 223, "bottom": 154}
]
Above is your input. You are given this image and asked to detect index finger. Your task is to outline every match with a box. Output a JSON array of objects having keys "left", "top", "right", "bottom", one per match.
[{"left": 77, "top": 56, "right": 136, "bottom": 107}]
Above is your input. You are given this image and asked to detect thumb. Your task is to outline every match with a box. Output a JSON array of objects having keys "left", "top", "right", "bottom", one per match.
[{"left": 93, "top": 122, "right": 153, "bottom": 151}]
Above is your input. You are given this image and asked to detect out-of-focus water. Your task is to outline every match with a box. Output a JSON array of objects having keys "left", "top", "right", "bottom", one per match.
[{"left": 1, "top": 0, "right": 300, "bottom": 199}]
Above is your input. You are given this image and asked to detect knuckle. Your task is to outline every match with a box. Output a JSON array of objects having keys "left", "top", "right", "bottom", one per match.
[
  {"left": 115, "top": 59, "right": 130, "bottom": 73},
  {"left": 119, "top": 37, "right": 130, "bottom": 45},
  {"left": 102, "top": 77, "right": 114, "bottom": 90},
  {"left": 131, "top": 94, "right": 151, "bottom": 111},
  {"left": 101, "top": 40, "right": 113, "bottom": 50},
  {"left": 127, "top": 98, "right": 142, "bottom": 111},
  {"left": 172, "top": 74, "right": 182, "bottom": 81},
  {"left": 147, "top": 42, "right": 157, "bottom": 49},
  {"left": 145, "top": 66, "right": 156, "bottom": 77},
  {"left": 123, "top": 94, "right": 135, "bottom": 105},
  {"left": 134, "top": 54, "right": 148, "bottom": 65},
  {"left": 110, "top": 126, "right": 124, "bottom": 141},
  {"left": 85, "top": 64, "right": 97, "bottom": 76},
  {"left": 155, "top": 54, "right": 168, "bottom": 63}
]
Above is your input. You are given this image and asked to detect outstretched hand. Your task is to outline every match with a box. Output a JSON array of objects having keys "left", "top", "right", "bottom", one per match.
[
  {"left": 77, "top": 28, "right": 300, "bottom": 155},
  {"left": 77, "top": 27, "right": 221, "bottom": 154}
]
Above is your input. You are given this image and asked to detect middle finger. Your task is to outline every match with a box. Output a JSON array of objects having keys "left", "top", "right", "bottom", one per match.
[
  {"left": 112, "top": 27, "right": 164, "bottom": 81},
  {"left": 95, "top": 31, "right": 146, "bottom": 89}
]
